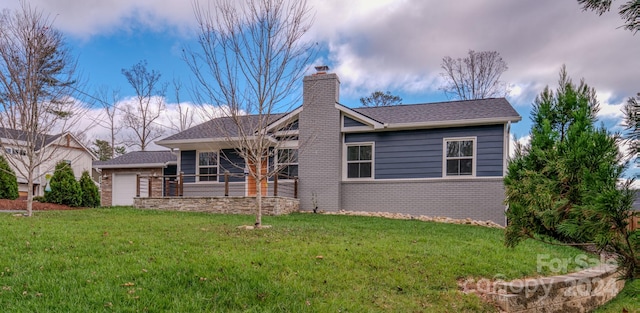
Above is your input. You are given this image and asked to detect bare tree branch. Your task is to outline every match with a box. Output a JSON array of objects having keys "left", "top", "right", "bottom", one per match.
[
  {"left": 168, "top": 77, "right": 195, "bottom": 132},
  {"left": 440, "top": 50, "right": 509, "bottom": 101},
  {"left": 184, "top": 0, "right": 315, "bottom": 226},
  {"left": 0, "top": 1, "right": 87, "bottom": 216},
  {"left": 121, "top": 60, "right": 167, "bottom": 151}
]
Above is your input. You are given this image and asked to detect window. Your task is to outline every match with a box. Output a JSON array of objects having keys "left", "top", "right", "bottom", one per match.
[
  {"left": 198, "top": 151, "right": 218, "bottom": 182},
  {"left": 346, "top": 144, "right": 373, "bottom": 178},
  {"left": 4, "top": 148, "right": 26, "bottom": 156},
  {"left": 276, "top": 149, "right": 298, "bottom": 179},
  {"left": 444, "top": 138, "right": 475, "bottom": 176}
]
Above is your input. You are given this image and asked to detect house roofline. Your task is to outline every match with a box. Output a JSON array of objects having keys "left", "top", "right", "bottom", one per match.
[
  {"left": 156, "top": 135, "right": 279, "bottom": 149},
  {"left": 335, "top": 103, "right": 385, "bottom": 129},
  {"left": 55, "top": 132, "right": 100, "bottom": 161},
  {"left": 265, "top": 106, "right": 302, "bottom": 132},
  {"left": 341, "top": 116, "right": 522, "bottom": 132},
  {"left": 386, "top": 116, "right": 522, "bottom": 129},
  {"left": 93, "top": 161, "right": 176, "bottom": 169}
]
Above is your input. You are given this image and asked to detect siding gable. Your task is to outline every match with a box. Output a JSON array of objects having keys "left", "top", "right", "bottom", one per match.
[
  {"left": 343, "top": 115, "right": 368, "bottom": 127},
  {"left": 344, "top": 124, "right": 505, "bottom": 179}
]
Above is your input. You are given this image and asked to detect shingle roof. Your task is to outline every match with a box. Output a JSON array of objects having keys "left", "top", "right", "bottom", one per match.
[
  {"left": 351, "top": 98, "right": 520, "bottom": 124},
  {"left": 160, "top": 114, "right": 285, "bottom": 141},
  {"left": 0, "top": 127, "right": 63, "bottom": 150},
  {"left": 157, "top": 98, "right": 520, "bottom": 143},
  {"left": 93, "top": 151, "right": 177, "bottom": 168}
]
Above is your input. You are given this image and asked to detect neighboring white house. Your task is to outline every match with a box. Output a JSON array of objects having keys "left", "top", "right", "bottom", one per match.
[{"left": 0, "top": 127, "right": 97, "bottom": 197}]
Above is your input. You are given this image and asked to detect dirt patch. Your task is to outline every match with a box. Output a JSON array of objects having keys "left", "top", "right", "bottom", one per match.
[{"left": 0, "top": 199, "right": 83, "bottom": 211}]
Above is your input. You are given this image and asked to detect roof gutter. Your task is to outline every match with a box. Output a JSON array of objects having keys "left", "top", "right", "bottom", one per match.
[
  {"left": 375, "top": 116, "right": 521, "bottom": 131},
  {"left": 92, "top": 163, "right": 176, "bottom": 169}
]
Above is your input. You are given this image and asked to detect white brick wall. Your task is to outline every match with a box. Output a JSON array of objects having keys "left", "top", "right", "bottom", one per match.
[{"left": 298, "top": 73, "right": 342, "bottom": 212}]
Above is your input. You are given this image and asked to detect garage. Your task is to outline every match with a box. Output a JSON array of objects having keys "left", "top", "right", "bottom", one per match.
[
  {"left": 93, "top": 151, "right": 178, "bottom": 207},
  {"left": 112, "top": 173, "right": 137, "bottom": 206}
]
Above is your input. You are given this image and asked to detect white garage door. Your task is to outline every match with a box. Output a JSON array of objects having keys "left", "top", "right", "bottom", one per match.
[{"left": 112, "top": 173, "right": 137, "bottom": 206}]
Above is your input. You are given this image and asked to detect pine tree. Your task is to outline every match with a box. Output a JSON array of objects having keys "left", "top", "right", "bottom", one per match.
[
  {"left": 0, "top": 154, "right": 19, "bottom": 200},
  {"left": 505, "top": 66, "right": 638, "bottom": 279},
  {"left": 79, "top": 171, "right": 100, "bottom": 207},
  {"left": 45, "top": 161, "right": 82, "bottom": 207}
]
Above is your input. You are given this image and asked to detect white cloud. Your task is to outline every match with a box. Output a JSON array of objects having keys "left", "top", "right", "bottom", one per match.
[
  {"left": 6, "top": 0, "right": 636, "bottom": 144},
  {"left": 596, "top": 91, "right": 625, "bottom": 121},
  {"left": 4, "top": 0, "right": 196, "bottom": 38},
  {"left": 7, "top": 1, "right": 636, "bottom": 103}
]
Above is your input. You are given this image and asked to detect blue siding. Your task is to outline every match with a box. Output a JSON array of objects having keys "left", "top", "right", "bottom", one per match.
[
  {"left": 220, "top": 149, "right": 245, "bottom": 182},
  {"left": 344, "top": 124, "right": 505, "bottom": 179},
  {"left": 343, "top": 116, "right": 367, "bottom": 127},
  {"left": 181, "top": 150, "right": 196, "bottom": 183}
]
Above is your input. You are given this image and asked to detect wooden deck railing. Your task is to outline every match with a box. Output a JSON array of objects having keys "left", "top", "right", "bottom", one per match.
[{"left": 136, "top": 171, "right": 298, "bottom": 199}]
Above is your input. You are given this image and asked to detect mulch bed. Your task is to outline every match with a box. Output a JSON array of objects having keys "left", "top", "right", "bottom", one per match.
[{"left": 0, "top": 199, "right": 82, "bottom": 211}]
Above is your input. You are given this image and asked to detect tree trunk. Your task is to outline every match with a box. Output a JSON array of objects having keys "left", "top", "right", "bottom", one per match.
[
  {"left": 255, "top": 156, "right": 262, "bottom": 228},
  {"left": 26, "top": 174, "right": 33, "bottom": 217}
]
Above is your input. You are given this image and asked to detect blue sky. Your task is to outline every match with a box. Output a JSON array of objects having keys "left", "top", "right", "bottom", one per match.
[{"left": 3, "top": 0, "right": 639, "bottom": 156}]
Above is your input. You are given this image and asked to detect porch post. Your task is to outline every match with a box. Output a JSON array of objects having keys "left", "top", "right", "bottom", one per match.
[
  {"left": 273, "top": 174, "right": 278, "bottom": 196},
  {"left": 136, "top": 174, "right": 140, "bottom": 197},
  {"left": 148, "top": 176, "right": 152, "bottom": 198},
  {"left": 224, "top": 171, "right": 229, "bottom": 196}
]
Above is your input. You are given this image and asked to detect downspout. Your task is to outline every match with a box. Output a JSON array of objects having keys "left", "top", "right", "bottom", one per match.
[{"left": 504, "top": 121, "right": 511, "bottom": 226}]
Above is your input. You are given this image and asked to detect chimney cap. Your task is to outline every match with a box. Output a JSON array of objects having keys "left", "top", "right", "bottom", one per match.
[{"left": 314, "top": 65, "right": 329, "bottom": 73}]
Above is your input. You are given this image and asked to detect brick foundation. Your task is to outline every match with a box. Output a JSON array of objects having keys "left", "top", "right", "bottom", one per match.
[{"left": 133, "top": 196, "right": 299, "bottom": 216}]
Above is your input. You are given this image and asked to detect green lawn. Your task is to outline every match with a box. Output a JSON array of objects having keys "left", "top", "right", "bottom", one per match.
[{"left": 0, "top": 208, "right": 632, "bottom": 312}]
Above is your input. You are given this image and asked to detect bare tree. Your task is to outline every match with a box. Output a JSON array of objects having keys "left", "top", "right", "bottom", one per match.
[
  {"left": 184, "top": 0, "right": 315, "bottom": 227},
  {"left": 440, "top": 50, "right": 509, "bottom": 100},
  {"left": 359, "top": 90, "right": 402, "bottom": 107},
  {"left": 121, "top": 60, "right": 167, "bottom": 151},
  {"left": 578, "top": 0, "right": 640, "bottom": 33},
  {"left": 93, "top": 86, "right": 126, "bottom": 157},
  {"left": 0, "top": 2, "right": 86, "bottom": 216},
  {"left": 168, "top": 77, "right": 195, "bottom": 132}
]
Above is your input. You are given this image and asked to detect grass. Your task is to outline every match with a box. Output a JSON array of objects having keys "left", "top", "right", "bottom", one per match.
[
  {"left": 0, "top": 208, "right": 629, "bottom": 312},
  {"left": 594, "top": 279, "right": 639, "bottom": 313}
]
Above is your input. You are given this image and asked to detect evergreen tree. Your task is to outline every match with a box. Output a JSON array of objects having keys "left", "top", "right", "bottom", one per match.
[
  {"left": 79, "top": 171, "right": 100, "bottom": 207},
  {"left": 45, "top": 161, "right": 82, "bottom": 207},
  {"left": 505, "top": 66, "right": 638, "bottom": 278},
  {"left": 0, "top": 154, "right": 19, "bottom": 200}
]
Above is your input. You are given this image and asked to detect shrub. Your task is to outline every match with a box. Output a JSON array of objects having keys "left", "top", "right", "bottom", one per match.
[
  {"left": 79, "top": 171, "right": 100, "bottom": 207},
  {"left": 33, "top": 196, "right": 46, "bottom": 202},
  {"left": 45, "top": 161, "right": 82, "bottom": 207},
  {"left": 0, "top": 154, "right": 19, "bottom": 200}
]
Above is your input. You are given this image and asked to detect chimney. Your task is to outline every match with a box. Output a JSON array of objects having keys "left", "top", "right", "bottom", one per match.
[
  {"left": 303, "top": 65, "right": 339, "bottom": 103},
  {"left": 298, "top": 66, "right": 342, "bottom": 212},
  {"left": 314, "top": 65, "right": 330, "bottom": 75}
]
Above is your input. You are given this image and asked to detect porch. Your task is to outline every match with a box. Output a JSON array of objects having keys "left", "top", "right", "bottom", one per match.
[{"left": 132, "top": 171, "right": 299, "bottom": 216}]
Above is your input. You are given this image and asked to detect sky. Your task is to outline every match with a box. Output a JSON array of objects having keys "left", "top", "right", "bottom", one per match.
[{"left": 2, "top": 0, "right": 639, "bottom": 158}]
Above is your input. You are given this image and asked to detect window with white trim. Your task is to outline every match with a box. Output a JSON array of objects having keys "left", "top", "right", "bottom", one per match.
[
  {"left": 346, "top": 144, "right": 373, "bottom": 178},
  {"left": 444, "top": 138, "right": 475, "bottom": 176},
  {"left": 198, "top": 151, "right": 218, "bottom": 182},
  {"left": 276, "top": 148, "right": 298, "bottom": 179}
]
